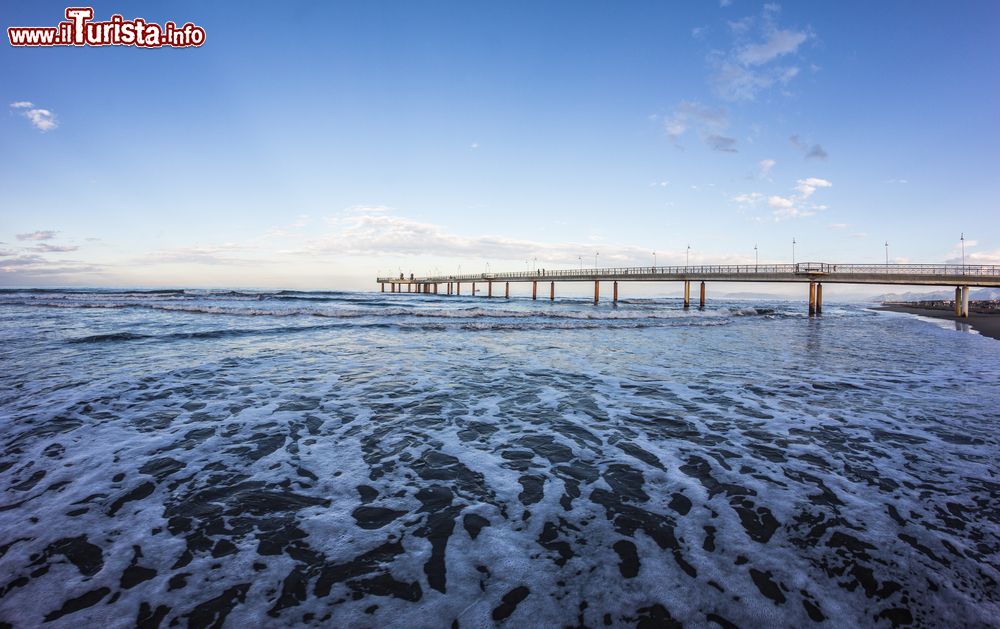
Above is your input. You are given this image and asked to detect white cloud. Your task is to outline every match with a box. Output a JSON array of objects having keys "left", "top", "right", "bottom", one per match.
[
  {"left": 764, "top": 177, "right": 833, "bottom": 220},
  {"left": 10, "top": 102, "right": 58, "bottom": 131},
  {"left": 732, "top": 192, "right": 764, "bottom": 206},
  {"left": 768, "top": 195, "right": 794, "bottom": 209},
  {"left": 828, "top": 223, "right": 849, "bottom": 230},
  {"left": 16, "top": 230, "right": 58, "bottom": 241},
  {"left": 470, "top": 142, "right": 479, "bottom": 149},
  {"left": 794, "top": 177, "right": 832, "bottom": 197}
]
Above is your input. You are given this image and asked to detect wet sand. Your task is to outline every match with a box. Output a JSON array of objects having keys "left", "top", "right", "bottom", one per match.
[{"left": 874, "top": 304, "right": 1000, "bottom": 341}]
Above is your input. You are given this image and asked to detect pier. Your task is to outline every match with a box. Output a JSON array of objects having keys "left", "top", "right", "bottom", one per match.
[{"left": 378, "top": 263, "right": 1000, "bottom": 316}]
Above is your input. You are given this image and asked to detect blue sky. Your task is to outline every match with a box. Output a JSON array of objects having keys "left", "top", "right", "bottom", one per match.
[{"left": 2, "top": 1, "right": 998, "bottom": 292}]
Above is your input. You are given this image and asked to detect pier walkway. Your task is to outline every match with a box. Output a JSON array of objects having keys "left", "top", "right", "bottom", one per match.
[{"left": 378, "top": 262, "right": 1000, "bottom": 316}]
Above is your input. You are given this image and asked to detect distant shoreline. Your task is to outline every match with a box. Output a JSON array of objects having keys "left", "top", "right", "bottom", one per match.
[{"left": 873, "top": 304, "right": 1000, "bottom": 341}]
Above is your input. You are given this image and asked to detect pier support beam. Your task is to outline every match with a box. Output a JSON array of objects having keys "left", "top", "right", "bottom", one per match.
[
  {"left": 550, "top": 281, "right": 555, "bottom": 301},
  {"left": 699, "top": 281, "right": 706, "bottom": 309},
  {"left": 488, "top": 281, "right": 492, "bottom": 298},
  {"left": 381, "top": 283, "right": 384, "bottom": 292},
  {"left": 808, "top": 282, "right": 816, "bottom": 316},
  {"left": 456, "top": 282, "right": 461, "bottom": 296},
  {"left": 532, "top": 281, "right": 537, "bottom": 300},
  {"left": 594, "top": 281, "right": 600, "bottom": 305},
  {"left": 505, "top": 282, "right": 510, "bottom": 299},
  {"left": 955, "top": 287, "right": 961, "bottom": 315},
  {"left": 472, "top": 282, "right": 476, "bottom": 297},
  {"left": 613, "top": 281, "right": 618, "bottom": 304},
  {"left": 961, "top": 285, "right": 970, "bottom": 318},
  {"left": 816, "top": 283, "right": 823, "bottom": 315},
  {"left": 683, "top": 281, "right": 691, "bottom": 309}
]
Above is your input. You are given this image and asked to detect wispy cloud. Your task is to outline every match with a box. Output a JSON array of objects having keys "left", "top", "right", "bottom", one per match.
[
  {"left": 144, "top": 243, "right": 254, "bottom": 265},
  {"left": 708, "top": 5, "right": 810, "bottom": 101},
  {"left": 705, "top": 134, "right": 738, "bottom": 152},
  {"left": 33, "top": 243, "right": 78, "bottom": 253},
  {"left": 16, "top": 230, "right": 58, "bottom": 241},
  {"left": 946, "top": 250, "right": 1000, "bottom": 264},
  {"left": 737, "top": 28, "right": 808, "bottom": 66},
  {"left": 757, "top": 158, "right": 776, "bottom": 179},
  {"left": 664, "top": 101, "right": 737, "bottom": 152},
  {"left": 10, "top": 101, "right": 58, "bottom": 132},
  {"left": 789, "top": 134, "right": 828, "bottom": 160},
  {"left": 301, "top": 211, "right": 696, "bottom": 266}
]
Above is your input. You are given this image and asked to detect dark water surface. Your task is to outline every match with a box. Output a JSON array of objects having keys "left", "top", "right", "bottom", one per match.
[{"left": 0, "top": 289, "right": 998, "bottom": 627}]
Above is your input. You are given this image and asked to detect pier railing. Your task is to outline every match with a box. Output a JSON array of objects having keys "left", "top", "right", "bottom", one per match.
[{"left": 378, "top": 263, "right": 1000, "bottom": 285}]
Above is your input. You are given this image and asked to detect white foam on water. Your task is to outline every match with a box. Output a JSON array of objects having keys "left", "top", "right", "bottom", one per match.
[{"left": 0, "top": 292, "right": 998, "bottom": 626}]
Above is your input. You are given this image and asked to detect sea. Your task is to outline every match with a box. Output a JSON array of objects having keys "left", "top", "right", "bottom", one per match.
[{"left": 0, "top": 288, "right": 998, "bottom": 628}]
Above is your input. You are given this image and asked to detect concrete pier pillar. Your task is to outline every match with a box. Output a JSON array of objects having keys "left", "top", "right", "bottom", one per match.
[
  {"left": 699, "top": 281, "right": 706, "bottom": 309},
  {"left": 505, "top": 282, "right": 510, "bottom": 299},
  {"left": 488, "top": 281, "right": 492, "bottom": 298},
  {"left": 955, "top": 287, "right": 962, "bottom": 316},
  {"left": 961, "top": 285, "right": 970, "bottom": 318},
  {"left": 408, "top": 284, "right": 412, "bottom": 293},
  {"left": 532, "top": 281, "right": 537, "bottom": 300},
  {"left": 550, "top": 281, "right": 555, "bottom": 301},
  {"left": 613, "top": 281, "right": 618, "bottom": 304},
  {"left": 594, "top": 281, "right": 600, "bottom": 305},
  {"left": 683, "top": 281, "right": 691, "bottom": 309},
  {"left": 472, "top": 282, "right": 476, "bottom": 297},
  {"left": 381, "top": 283, "right": 384, "bottom": 292},
  {"left": 816, "top": 283, "right": 823, "bottom": 315},
  {"left": 456, "top": 282, "right": 461, "bottom": 296},
  {"left": 434, "top": 283, "right": 438, "bottom": 294},
  {"left": 808, "top": 282, "right": 816, "bottom": 316}
]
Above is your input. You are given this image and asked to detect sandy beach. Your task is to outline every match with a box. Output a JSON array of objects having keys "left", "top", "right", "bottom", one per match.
[{"left": 874, "top": 304, "right": 1000, "bottom": 341}]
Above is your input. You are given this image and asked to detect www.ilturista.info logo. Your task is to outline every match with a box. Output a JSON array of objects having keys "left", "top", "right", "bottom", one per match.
[{"left": 8, "top": 8, "right": 205, "bottom": 48}]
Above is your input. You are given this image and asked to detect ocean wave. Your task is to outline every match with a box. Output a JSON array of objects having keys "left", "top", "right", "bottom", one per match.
[{"left": 3, "top": 299, "right": 782, "bottom": 323}]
